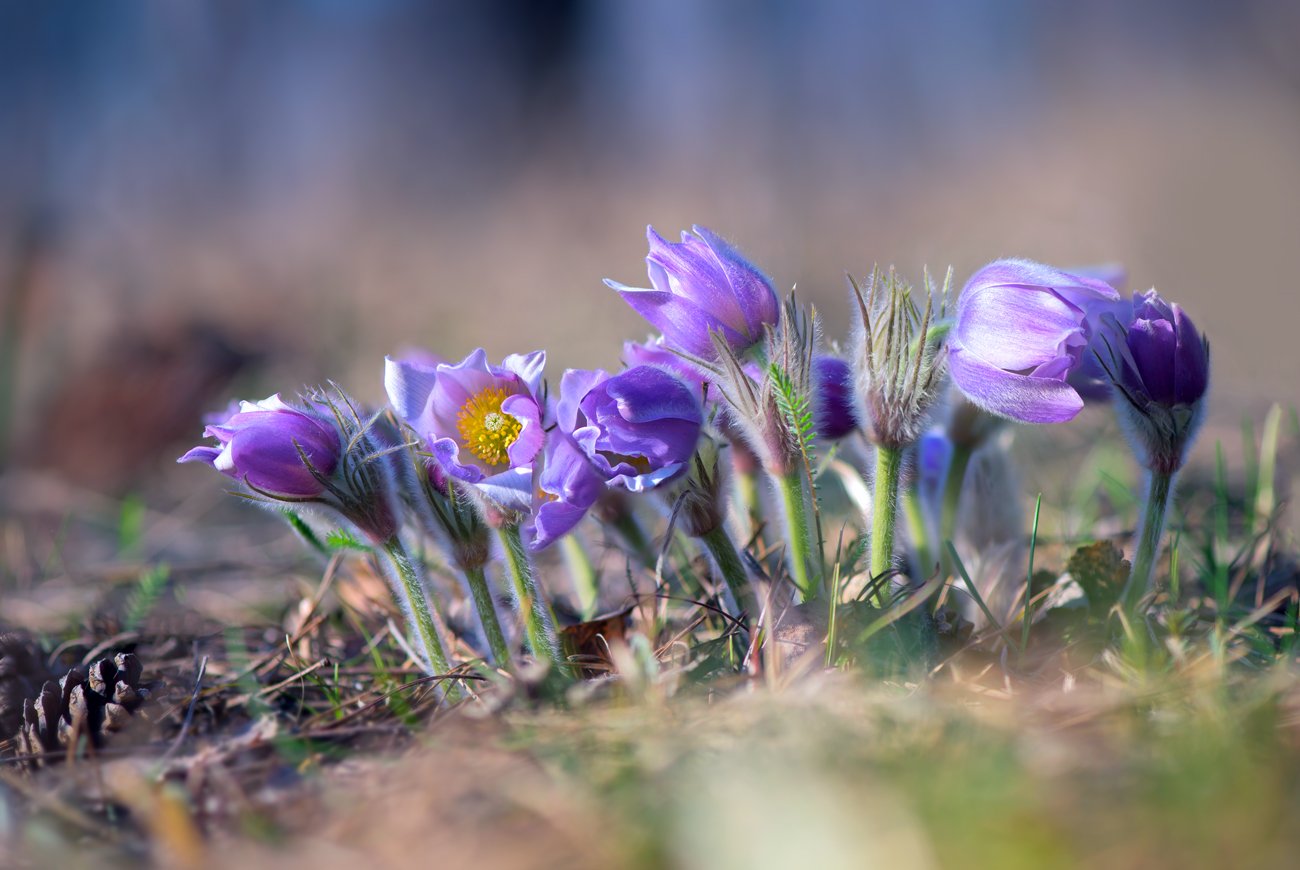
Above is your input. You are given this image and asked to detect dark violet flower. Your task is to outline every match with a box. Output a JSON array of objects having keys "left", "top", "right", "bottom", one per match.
[
  {"left": 948, "top": 259, "right": 1120, "bottom": 424},
  {"left": 1102, "top": 290, "right": 1209, "bottom": 474},
  {"left": 605, "top": 225, "right": 780, "bottom": 359},
  {"left": 812, "top": 355, "right": 858, "bottom": 441},
  {"left": 623, "top": 336, "right": 710, "bottom": 404},
  {"left": 1066, "top": 264, "right": 1130, "bottom": 402},
  {"left": 530, "top": 365, "right": 703, "bottom": 549},
  {"left": 385, "top": 348, "right": 546, "bottom": 512},
  {"left": 179, "top": 395, "right": 340, "bottom": 498}
]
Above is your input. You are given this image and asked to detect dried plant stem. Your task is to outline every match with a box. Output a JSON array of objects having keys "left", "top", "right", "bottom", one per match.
[
  {"left": 379, "top": 536, "right": 460, "bottom": 700},
  {"left": 702, "top": 524, "right": 755, "bottom": 616},
  {"left": 462, "top": 563, "right": 513, "bottom": 669},
  {"left": 1122, "top": 470, "right": 1175, "bottom": 614},
  {"left": 496, "top": 523, "right": 566, "bottom": 673},
  {"left": 561, "top": 534, "right": 600, "bottom": 619},
  {"left": 776, "top": 471, "right": 818, "bottom": 600},
  {"left": 870, "top": 443, "right": 904, "bottom": 590}
]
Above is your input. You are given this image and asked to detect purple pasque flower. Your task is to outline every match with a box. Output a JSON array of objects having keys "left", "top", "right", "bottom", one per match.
[
  {"left": 949, "top": 258, "right": 1120, "bottom": 424},
  {"left": 1066, "top": 264, "right": 1131, "bottom": 402},
  {"left": 812, "top": 355, "right": 858, "bottom": 441},
  {"left": 385, "top": 348, "right": 546, "bottom": 512},
  {"left": 179, "top": 395, "right": 340, "bottom": 498},
  {"left": 1101, "top": 290, "right": 1209, "bottom": 473},
  {"left": 530, "top": 365, "right": 704, "bottom": 549},
  {"left": 605, "top": 225, "right": 780, "bottom": 359},
  {"left": 623, "top": 336, "right": 710, "bottom": 405}
]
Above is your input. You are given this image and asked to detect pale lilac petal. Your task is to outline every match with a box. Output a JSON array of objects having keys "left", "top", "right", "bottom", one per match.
[
  {"left": 956, "top": 284, "right": 1085, "bottom": 372},
  {"left": 948, "top": 344, "right": 1083, "bottom": 423},
  {"left": 501, "top": 393, "right": 544, "bottom": 468},
  {"left": 384, "top": 355, "right": 439, "bottom": 426}
]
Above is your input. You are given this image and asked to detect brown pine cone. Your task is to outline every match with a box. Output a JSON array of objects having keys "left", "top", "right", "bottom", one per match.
[
  {"left": 16, "top": 653, "right": 151, "bottom": 767},
  {"left": 0, "top": 633, "right": 51, "bottom": 740}
]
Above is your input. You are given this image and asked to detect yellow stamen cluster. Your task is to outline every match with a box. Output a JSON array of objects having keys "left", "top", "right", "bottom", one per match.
[{"left": 457, "top": 386, "right": 523, "bottom": 467}]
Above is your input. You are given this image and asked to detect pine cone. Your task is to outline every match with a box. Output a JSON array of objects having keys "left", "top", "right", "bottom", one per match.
[
  {"left": 0, "top": 633, "right": 51, "bottom": 740},
  {"left": 16, "top": 653, "right": 151, "bottom": 767}
]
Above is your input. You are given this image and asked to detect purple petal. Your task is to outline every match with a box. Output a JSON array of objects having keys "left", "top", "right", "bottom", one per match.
[
  {"left": 646, "top": 226, "right": 748, "bottom": 335},
  {"left": 955, "top": 283, "right": 1086, "bottom": 372},
  {"left": 501, "top": 392, "right": 545, "bottom": 469},
  {"left": 606, "top": 280, "right": 744, "bottom": 358},
  {"left": 1172, "top": 304, "right": 1209, "bottom": 405},
  {"left": 948, "top": 344, "right": 1084, "bottom": 424},
  {"left": 384, "top": 355, "right": 439, "bottom": 426},
  {"left": 177, "top": 445, "right": 222, "bottom": 467},
  {"left": 601, "top": 365, "right": 703, "bottom": 426},
  {"left": 692, "top": 225, "right": 780, "bottom": 339}
]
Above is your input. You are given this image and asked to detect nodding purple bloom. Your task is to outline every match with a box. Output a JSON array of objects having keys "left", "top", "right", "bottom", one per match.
[
  {"left": 179, "top": 395, "right": 341, "bottom": 498},
  {"left": 949, "top": 259, "right": 1120, "bottom": 424},
  {"left": 812, "top": 355, "right": 858, "bottom": 441},
  {"left": 605, "top": 225, "right": 780, "bottom": 359},
  {"left": 530, "top": 365, "right": 703, "bottom": 549},
  {"left": 385, "top": 348, "right": 546, "bottom": 511},
  {"left": 1067, "top": 264, "right": 1131, "bottom": 402},
  {"left": 1102, "top": 290, "right": 1209, "bottom": 473}
]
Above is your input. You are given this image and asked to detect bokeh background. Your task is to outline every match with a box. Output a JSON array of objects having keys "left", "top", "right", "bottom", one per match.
[{"left": 1, "top": 0, "right": 1299, "bottom": 492}]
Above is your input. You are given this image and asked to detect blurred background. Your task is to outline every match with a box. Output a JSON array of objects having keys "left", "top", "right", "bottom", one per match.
[{"left": 1, "top": 0, "right": 1298, "bottom": 493}]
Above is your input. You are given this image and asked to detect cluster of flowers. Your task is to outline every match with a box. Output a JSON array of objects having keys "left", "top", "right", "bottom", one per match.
[{"left": 181, "top": 225, "right": 1210, "bottom": 688}]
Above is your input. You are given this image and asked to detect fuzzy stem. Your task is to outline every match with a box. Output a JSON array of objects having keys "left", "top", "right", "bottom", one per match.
[
  {"left": 938, "top": 443, "right": 974, "bottom": 574},
  {"left": 702, "top": 524, "right": 756, "bottom": 616},
  {"left": 870, "top": 443, "right": 904, "bottom": 589},
  {"left": 561, "top": 533, "right": 600, "bottom": 619},
  {"left": 732, "top": 466, "right": 761, "bottom": 538},
  {"left": 776, "top": 470, "right": 818, "bottom": 601},
  {"left": 379, "top": 536, "right": 460, "bottom": 700},
  {"left": 462, "top": 563, "right": 513, "bottom": 669},
  {"left": 496, "top": 523, "right": 567, "bottom": 674},
  {"left": 1122, "top": 469, "right": 1175, "bottom": 614}
]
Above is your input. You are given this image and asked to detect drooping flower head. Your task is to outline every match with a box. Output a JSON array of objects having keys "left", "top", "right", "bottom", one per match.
[
  {"left": 605, "top": 225, "right": 780, "bottom": 359},
  {"left": 849, "top": 266, "right": 950, "bottom": 448},
  {"left": 180, "top": 388, "right": 401, "bottom": 542},
  {"left": 385, "top": 348, "right": 546, "bottom": 513},
  {"left": 948, "top": 259, "right": 1120, "bottom": 424},
  {"left": 530, "top": 365, "right": 703, "bottom": 549},
  {"left": 180, "top": 395, "right": 340, "bottom": 498},
  {"left": 1100, "top": 290, "right": 1209, "bottom": 474},
  {"left": 811, "top": 355, "right": 859, "bottom": 441}
]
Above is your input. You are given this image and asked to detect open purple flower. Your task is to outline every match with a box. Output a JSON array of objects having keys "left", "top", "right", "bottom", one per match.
[
  {"left": 1102, "top": 290, "right": 1209, "bottom": 473},
  {"left": 530, "top": 365, "right": 703, "bottom": 549},
  {"left": 179, "top": 395, "right": 340, "bottom": 498},
  {"left": 812, "top": 355, "right": 858, "bottom": 441},
  {"left": 949, "top": 259, "right": 1120, "bottom": 424},
  {"left": 385, "top": 348, "right": 546, "bottom": 511},
  {"left": 605, "top": 225, "right": 780, "bottom": 359}
]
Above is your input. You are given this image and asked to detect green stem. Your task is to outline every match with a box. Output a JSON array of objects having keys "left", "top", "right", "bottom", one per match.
[
  {"left": 939, "top": 443, "right": 974, "bottom": 573},
  {"left": 496, "top": 523, "right": 566, "bottom": 673},
  {"left": 380, "top": 536, "right": 460, "bottom": 700},
  {"left": 733, "top": 466, "right": 760, "bottom": 538},
  {"left": 776, "top": 470, "right": 818, "bottom": 601},
  {"left": 702, "top": 524, "right": 756, "bottom": 616},
  {"left": 1122, "top": 470, "right": 1175, "bottom": 614},
  {"left": 870, "top": 444, "right": 904, "bottom": 588},
  {"left": 462, "top": 563, "right": 513, "bottom": 669},
  {"left": 561, "top": 533, "right": 600, "bottom": 619},
  {"left": 901, "top": 486, "right": 932, "bottom": 580},
  {"left": 611, "top": 510, "right": 655, "bottom": 568}
]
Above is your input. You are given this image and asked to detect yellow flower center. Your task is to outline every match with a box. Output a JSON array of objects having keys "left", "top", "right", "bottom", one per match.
[{"left": 457, "top": 386, "right": 523, "bottom": 467}]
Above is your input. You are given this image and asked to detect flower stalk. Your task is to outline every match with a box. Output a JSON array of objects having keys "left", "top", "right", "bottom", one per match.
[
  {"left": 378, "top": 535, "right": 460, "bottom": 699},
  {"left": 561, "top": 533, "right": 600, "bottom": 618},
  {"left": 1121, "top": 469, "right": 1175, "bottom": 613},
  {"left": 701, "top": 523, "right": 756, "bottom": 615},
  {"left": 496, "top": 523, "right": 566, "bottom": 674},
  {"left": 870, "top": 443, "right": 904, "bottom": 588},
  {"left": 777, "top": 470, "right": 818, "bottom": 600},
  {"left": 461, "top": 563, "right": 513, "bottom": 669}
]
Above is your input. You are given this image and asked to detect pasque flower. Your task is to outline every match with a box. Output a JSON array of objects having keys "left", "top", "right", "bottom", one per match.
[
  {"left": 180, "top": 395, "right": 341, "bottom": 498},
  {"left": 1101, "top": 290, "right": 1209, "bottom": 474},
  {"left": 1066, "top": 264, "right": 1130, "bottom": 402},
  {"left": 385, "top": 348, "right": 546, "bottom": 512},
  {"left": 949, "top": 259, "right": 1120, "bottom": 424},
  {"left": 812, "top": 355, "right": 858, "bottom": 441},
  {"left": 531, "top": 365, "right": 703, "bottom": 549},
  {"left": 606, "top": 225, "right": 780, "bottom": 359}
]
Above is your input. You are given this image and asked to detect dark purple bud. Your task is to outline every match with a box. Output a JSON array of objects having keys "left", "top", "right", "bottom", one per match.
[
  {"left": 179, "top": 395, "right": 340, "bottom": 498},
  {"left": 812, "top": 355, "right": 858, "bottom": 441},
  {"left": 605, "top": 225, "right": 780, "bottom": 359}
]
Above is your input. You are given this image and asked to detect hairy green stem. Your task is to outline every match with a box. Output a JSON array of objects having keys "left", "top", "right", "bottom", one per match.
[
  {"left": 379, "top": 536, "right": 460, "bottom": 700},
  {"left": 561, "top": 533, "right": 600, "bottom": 619},
  {"left": 776, "top": 470, "right": 818, "bottom": 601},
  {"left": 496, "top": 523, "right": 566, "bottom": 673},
  {"left": 870, "top": 444, "right": 904, "bottom": 590},
  {"left": 702, "top": 524, "right": 756, "bottom": 616},
  {"left": 462, "top": 563, "right": 513, "bottom": 669},
  {"left": 1122, "top": 470, "right": 1175, "bottom": 614}
]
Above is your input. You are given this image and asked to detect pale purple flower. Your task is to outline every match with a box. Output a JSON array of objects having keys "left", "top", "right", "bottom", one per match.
[
  {"left": 949, "top": 259, "right": 1120, "bottom": 424},
  {"left": 606, "top": 225, "right": 780, "bottom": 359},
  {"left": 179, "top": 395, "right": 340, "bottom": 498},
  {"left": 385, "top": 348, "right": 546, "bottom": 511}
]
